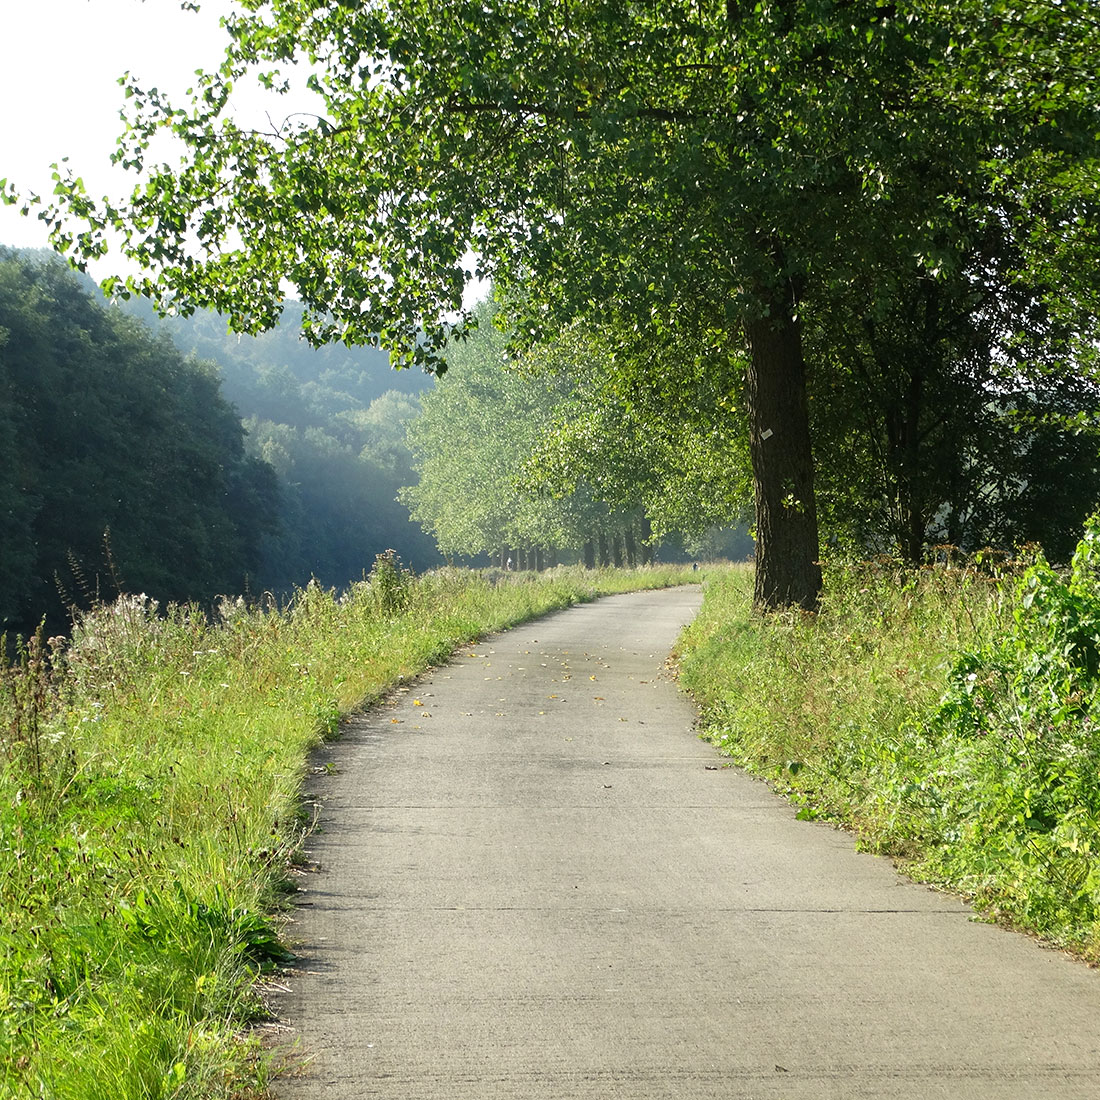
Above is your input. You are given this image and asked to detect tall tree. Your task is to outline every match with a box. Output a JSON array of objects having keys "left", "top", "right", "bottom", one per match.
[
  {"left": 520, "top": 319, "right": 751, "bottom": 542},
  {"left": 808, "top": 243, "right": 1100, "bottom": 561},
  {"left": 402, "top": 307, "right": 599, "bottom": 561},
  {"left": 25, "top": 0, "right": 1100, "bottom": 606}
]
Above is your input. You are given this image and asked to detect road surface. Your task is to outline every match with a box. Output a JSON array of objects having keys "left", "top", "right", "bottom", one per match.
[{"left": 272, "top": 586, "right": 1100, "bottom": 1099}]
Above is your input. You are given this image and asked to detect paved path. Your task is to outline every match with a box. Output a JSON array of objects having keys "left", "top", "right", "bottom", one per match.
[{"left": 273, "top": 587, "right": 1100, "bottom": 1099}]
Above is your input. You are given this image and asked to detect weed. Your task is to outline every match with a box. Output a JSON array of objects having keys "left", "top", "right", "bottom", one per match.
[
  {"left": 679, "top": 529, "right": 1100, "bottom": 958},
  {"left": 367, "top": 549, "right": 413, "bottom": 615},
  {"left": 0, "top": 563, "right": 704, "bottom": 1098},
  {"left": 1, "top": 625, "right": 74, "bottom": 803}
]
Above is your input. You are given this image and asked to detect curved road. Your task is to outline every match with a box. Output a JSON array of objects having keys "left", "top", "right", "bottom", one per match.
[{"left": 274, "top": 587, "right": 1100, "bottom": 1099}]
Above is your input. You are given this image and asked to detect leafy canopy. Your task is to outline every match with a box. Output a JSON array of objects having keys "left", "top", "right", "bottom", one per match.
[{"left": 16, "top": 0, "right": 1093, "bottom": 362}]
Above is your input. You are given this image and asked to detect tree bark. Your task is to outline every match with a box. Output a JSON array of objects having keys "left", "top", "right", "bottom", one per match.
[
  {"left": 583, "top": 540, "right": 596, "bottom": 570},
  {"left": 744, "top": 307, "right": 822, "bottom": 611},
  {"left": 900, "top": 361, "right": 925, "bottom": 564},
  {"left": 639, "top": 515, "right": 653, "bottom": 565}
]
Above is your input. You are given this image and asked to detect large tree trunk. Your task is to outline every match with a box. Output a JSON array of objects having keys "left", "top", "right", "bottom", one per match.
[
  {"left": 900, "top": 361, "right": 925, "bottom": 564},
  {"left": 744, "top": 307, "right": 822, "bottom": 611}
]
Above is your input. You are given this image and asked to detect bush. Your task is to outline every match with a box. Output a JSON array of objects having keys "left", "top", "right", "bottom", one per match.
[
  {"left": 679, "top": 525, "right": 1100, "bottom": 957},
  {"left": 914, "top": 517, "right": 1100, "bottom": 945}
]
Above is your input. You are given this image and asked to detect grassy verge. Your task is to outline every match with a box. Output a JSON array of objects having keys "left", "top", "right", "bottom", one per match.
[
  {"left": 679, "top": 532, "right": 1100, "bottom": 960},
  {"left": 1, "top": 561, "right": 702, "bottom": 1100}
]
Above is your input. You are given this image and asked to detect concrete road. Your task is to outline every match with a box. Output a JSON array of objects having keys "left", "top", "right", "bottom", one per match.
[{"left": 272, "top": 586, "right": 1100, "bottom": 1099}]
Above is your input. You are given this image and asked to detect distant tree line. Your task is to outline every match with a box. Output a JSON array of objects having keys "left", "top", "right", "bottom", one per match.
[
  {"left": 404, "top": 293, "right": 1100, "bottom": 570},
  {"left": 402, "top": 302, "right": 754, "bottom": 566},
  {"left": 117, "top": 294, "right": 443, "bottom": 586}
]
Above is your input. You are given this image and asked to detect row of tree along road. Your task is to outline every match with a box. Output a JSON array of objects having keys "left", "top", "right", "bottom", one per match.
[
  {"left": 4, "top": 0, "right": 1100, "bottom": 611},
  {"left": 0, "top": 249, "right": 737, "bottom": 636}
]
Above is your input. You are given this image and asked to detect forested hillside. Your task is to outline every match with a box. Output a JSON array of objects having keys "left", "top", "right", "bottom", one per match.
[
  {"left": 0, "top": 250, "right": 446, "bottom": 633},
  {"left": 125, "top": 289, "right": 750, "bottom": 577},
  {"left": 121, "top": 295, "right": 433, "bottom": 420},
  {"left": 0, "top": 249, "right": 278, "bottom": 632},
  {"left": 118, "top": 291, "right": 444, "bottom": 585}
]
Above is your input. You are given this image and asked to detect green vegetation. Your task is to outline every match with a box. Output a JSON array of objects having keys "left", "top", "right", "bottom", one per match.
[
  {"left": 402, "top": 303, "right": 751, "bottom": 567},
  {"left": 2, "top": 0, "right": 1099, "bottom": 1078},
  {"left": 0, "top": 562, "right": 700, "bottom": 1099},
  {"left": 0, "top": 249, "right": 278, "bottom": 633},
  {"left": 0, "top": 248, "right": 443, "bottom": 628},
  {"left": 679, "top": 519, "right": 1100, "bottom": 958},
  {"left": 807, "top": 271, "right": 1100, "bottom": 564},
  {"left": 28, "top": 0, "right": 1100, "bottom": 609}
]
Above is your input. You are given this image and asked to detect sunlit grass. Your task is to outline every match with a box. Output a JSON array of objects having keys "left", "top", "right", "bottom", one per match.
[
  {"left": 679, "top": 561, "right": 1002, "bottom": 833},
  {"left": 1, "top": 562, "right": 704, "bottom": 1099},
  {"left": 678, "top": 550, "right": 1100, "bottom": 958}
]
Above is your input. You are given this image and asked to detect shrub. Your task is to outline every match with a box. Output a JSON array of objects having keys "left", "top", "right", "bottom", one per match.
[
  {"left": 679, "top": 524, "right": 1100, "bottom": 956},
  {"left": 914, "top": 517, "right": 1100, "bottom": 945}
]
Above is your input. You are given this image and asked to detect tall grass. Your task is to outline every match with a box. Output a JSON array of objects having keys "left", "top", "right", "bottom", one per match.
[
  {"left": 1, "top": 560, "right": 702, "bottom": 1099},
  {"left": 679, "top": 535, "right": 1100, "bottom": 958}
]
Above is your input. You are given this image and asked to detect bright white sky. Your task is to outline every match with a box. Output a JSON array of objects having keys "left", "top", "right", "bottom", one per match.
[
  {"left": 0, "top": 1, "right": 234, "bottom": 253},
  {"left": 0, "top": 0, "right": 488, "bottom": 304}
]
